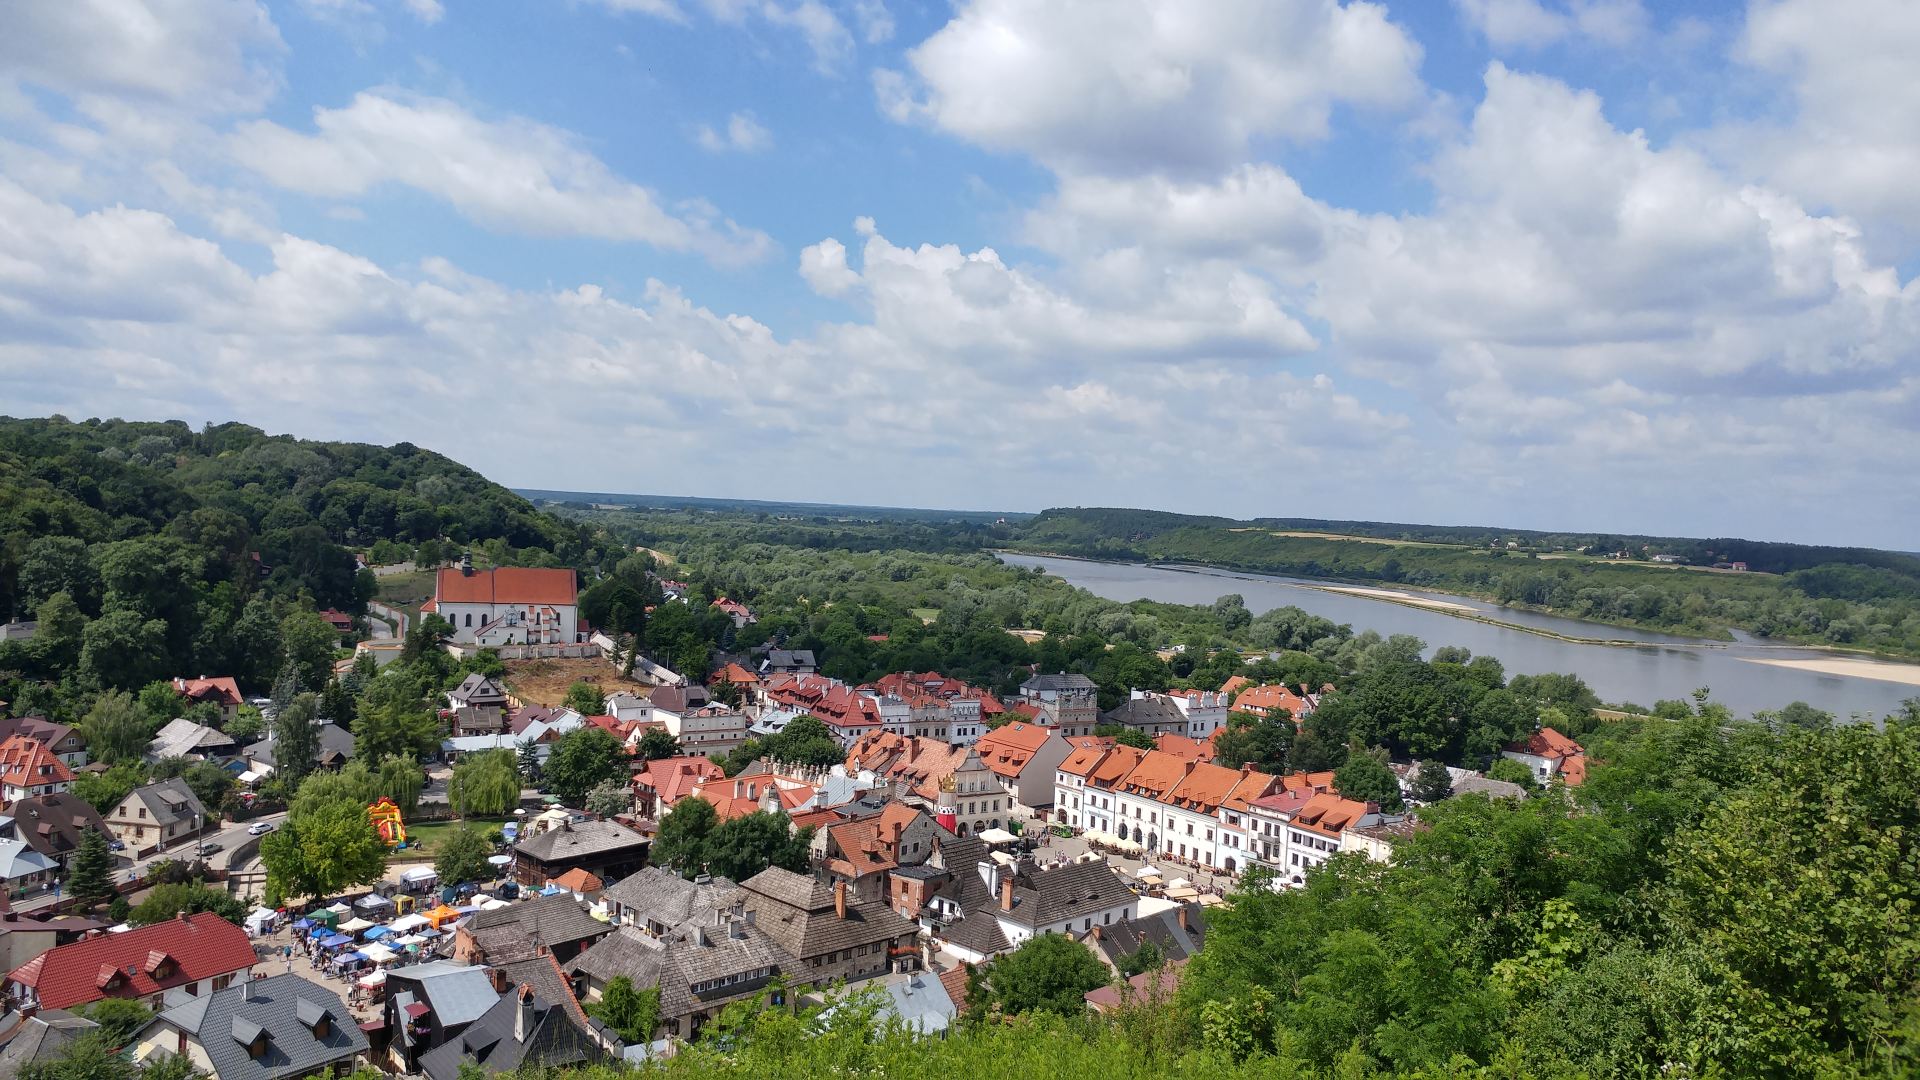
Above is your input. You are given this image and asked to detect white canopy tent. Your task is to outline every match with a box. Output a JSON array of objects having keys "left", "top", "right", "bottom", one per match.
[
  {"left": 402, "top": 867, "right": 438, "bottom": 883},
  {"left": 977, "top": 827, "right": 1019, "bottom": 845},
  {"left": 388, "top": 914, "right": 430, "bottom": 933},
  {"left": 357, "top": 970, "right": 387, "bottom": 988},
  {"left": 337, "top": 917, "right": 375, "bottom": 934},
  {"left": 360, "top": 943, "right": 398, "bottom": 964}
]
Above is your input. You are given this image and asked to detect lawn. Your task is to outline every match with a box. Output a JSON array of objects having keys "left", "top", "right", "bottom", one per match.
[
  {"left": 393, "top": 816, "right": 511, "bottom": 858},
  {"left": 910, "top": 607, "right": 940, "bottom": 624},
  {"left": 375, "top": 569, "right": 438, "bottom": 622}
]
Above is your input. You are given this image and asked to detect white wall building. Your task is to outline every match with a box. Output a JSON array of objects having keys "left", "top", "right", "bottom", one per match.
[{"left": 425, "top": 565, "right": 580, "bottom": 646}]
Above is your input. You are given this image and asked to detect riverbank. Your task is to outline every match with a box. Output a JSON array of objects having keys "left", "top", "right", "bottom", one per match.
[
  {"left": 1310, "top": 584, "right": 1481, "bottom": 614},
  {"left": 1738, "top": 656, "right": 1920, "bottom": 688}
]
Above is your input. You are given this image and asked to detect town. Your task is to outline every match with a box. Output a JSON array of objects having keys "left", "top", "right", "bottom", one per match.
[{"left": 0, "top": 543, "right": 1602, "bottom": 1079}]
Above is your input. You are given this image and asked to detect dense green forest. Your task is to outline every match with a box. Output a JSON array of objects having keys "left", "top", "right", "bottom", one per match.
[
  {"left": 1007, "top": 508, "right": 1920, "bottom": 656},
  {"left": 0, "top": 415, "right": 617, "bottom": 717}
]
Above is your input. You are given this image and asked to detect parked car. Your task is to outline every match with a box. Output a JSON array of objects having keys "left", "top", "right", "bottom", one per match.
[
  {"left": 195, "top": 841, "right": 223, "bottom": 857},
  {"left": 108, "top": 839, "right": 125, "bottom": 852},
  {"left": 247, "top": 821, "right": 276, "bottom": 836}
]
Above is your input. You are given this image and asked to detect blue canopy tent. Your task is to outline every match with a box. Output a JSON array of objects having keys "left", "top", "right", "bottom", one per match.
[
  {"left": 363, "top": 925, "right": 394, "bottom": 940},
  {"left": 539, "top": 884, "right": 565, "bottom": 896},
  {"left": 308, "top": 926, "right": 333, "bottom": 939},
  {"left": 318, "top": 933, "right": 353, "bottom": 950},
  {"left": 291, "top": 918, "right": 314, "bottom": 931},
  {"left": 415, "top": 927, "right": 441, "bottom": 939}
]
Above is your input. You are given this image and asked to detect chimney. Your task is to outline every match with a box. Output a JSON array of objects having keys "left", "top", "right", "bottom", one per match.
[
  {"left": 488, "top": 967, "right": 509, "bottom": 993},
  {"left": 1089, "top": 925, "right": 1102, "bottom": 941},
  {"left": 1175, "top": 905, "right": 1188, "bottom": 932},
  {"left": 833, "top": 881, "right": 848, "bottom": 920},
  {"left": 243, "top": 979, "right": 253, "bottom": 1002},
  {"left": 514, "top": 984, "right": 535, "bottom": 1044},
  {"left": 729, "top": 918, "right": 746, "bottom": 940},
  {"left": 999, "top": 878, "right": 1013, "bottom": 912},
  {"left": 744, "top": 909, "right": 756, "bottom": 927},
  {"left": 891, "top": 821, "right": 903, "bottom": 848},
  {"left": 694, "top": 925, "right": 709, "bottom": 947}
]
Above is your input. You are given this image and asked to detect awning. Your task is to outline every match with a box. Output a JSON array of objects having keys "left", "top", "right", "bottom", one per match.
[
  {"left": 1165, "top": 887, "right": 1199, "bottom": 900},
  {"left": 291, "top": 918, "right": 314, "bottom": 931},
  {"left": 480, "top": 898, "right": 510, "bottom": 911},
  {"left": 1197, "top": 894, "right": 1226, "bottom": 907},
  {"left": 394, "top": 934, "right": 426, "bottom": 946},
  {"left": 355, "top": 894, "right": 395, "bottom": 911},
  {"left": 324, "top": 902, "right": 352, "bottom": 916},
  {"left": 404, "top": 1002, "right": 430, "bottom": 1019},
  {"left": 989, "top": 851, "right": 1015, "bottom": 866},
  {"left": 1140, "top": 875, "right": 1164, "bottom": 887}
]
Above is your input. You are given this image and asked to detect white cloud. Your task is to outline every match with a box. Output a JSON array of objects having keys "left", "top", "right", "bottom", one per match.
[
  {"left": 402, "top": 0, "right": 444, "bottom": 22},
  {"left": 230, "top": 92, "right": 774, "bottom": 265},
  {"left": 877, "top": 0, "right": 1427, "bottom": 175},
  {"left": 0, "top": 0, "right": 284, "bottom": 115},
  {"left": 695, "top": 112, "right": 772, "bottom": 153},
  {"left": 800, "top": 219, "right": 1318, "bottom": 362},
  {"left": 1452, "top": 0, "right": 1647, "bottom": 49},
  {"left": 1725, "top": 0, "right": 1920, "bottom": 245},
  {"left": 850, "top": 0, "right": 893, "bottom": 44},
  {"left": 760, "top": 1, "right": 854, "bottom": 72}
]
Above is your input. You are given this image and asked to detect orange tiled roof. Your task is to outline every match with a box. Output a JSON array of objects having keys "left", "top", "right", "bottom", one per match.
[
  {"left": 1218, "top": 675, "right": 1253, "bottom": 699},
  {"left": 1164, "top": 761, "right": 1272, "bottom": 815},
  {"left": 1233, "top": 684, "right": 1310, "bottom": 718},
  {"left": 172, "top": 676, "right": 241, "bottom": 707},
  {"left": 550, "top": 868, "right": 603, "bottom": 892},
  {"left": 708, "top": 662, "right": 762, "bottom": 687},
  {"left": 1058, "top": 744, "right": 1109, "bottom": 778},
  {"left": 1116, "top": 751, "right": 1190, "bottom": 800},
  {"left": 1510, "top": 727, "right": 1584, "bottom": 761},
  {"left": 435, "top": 567, "right": 577, "bottom": 606},
  {"left": 634, "top": 756, "right": 725, "bottom": 805},
  {"left": 972, "top": 722, "right": 1055, "bottom": 779},
  {"left": 0, "top": 735, "right": 71, "bottom": 787},
  {"left": 1086, "top": 745, "right": 1148, "bottom": 789},
  {"left": 1152, "top": 733, "right": 1213, "bottom": 762},
  {"left": 1289, "top": 792, "right": 1374, "bottom": 837}
]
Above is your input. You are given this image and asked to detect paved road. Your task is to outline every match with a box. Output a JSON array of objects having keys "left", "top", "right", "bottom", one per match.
[
  {"left": 367, "top": 601, "right": 408, "bottom": 640},
  {"left": 10, "top": 810, "right": 289, "bottom": 914}
]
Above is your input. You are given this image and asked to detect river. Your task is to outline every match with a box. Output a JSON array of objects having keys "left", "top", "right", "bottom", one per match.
[{"left": 998, "top": 553, "right": 1920, "bottom": 721}]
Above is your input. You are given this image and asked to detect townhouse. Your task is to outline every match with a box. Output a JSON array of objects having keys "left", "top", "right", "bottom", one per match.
[
  {"left": 842, "top": 732, "right": 1010, "bottom": 838},
  {"left": 969, "top": 722, "right": 1071, "bottom": 816},
  {"left": 1016, "top": 673, "right": 1100, "bottom": 737},
  {"left": 1502, "top": 727, "right": 1588, "bottom": 786},
  {"left": 1052, "top": 747, "right": 1281, "bottom": 873},
  {"left": 1248, "top": 788, "right": 1393, "bottom": 886}
]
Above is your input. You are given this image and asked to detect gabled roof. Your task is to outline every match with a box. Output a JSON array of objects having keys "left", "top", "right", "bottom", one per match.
[
  {"left": 172, "top": 677, "right": 242, "bottom": 707},
  {"left": 385, "top": 960, "right": 498, "bottom": 1028},
  {"left": 0, "top": 1010, "right": 96, "bottom": 1077},
  {"left": 1232, "top": 684, "right": 1311, "bottom": 718},
  {"left": 1058, "top": 744, "right": 1109, "bottom": 778},
  {"left": 513, "top": 819, "right": 648, "bottom": 863},
  {"left": 1288, "top": 792, "right": 1376, "bottom": 838},
  {"left": 5, "top": 793, "right": 112, "bottom": 862},
  {"left": 824, "top": 803, "right": 925, "bottom": 879},
  {"left": 1083, "top": 904, "right": 1206, "bottom": 968},
  {"left": 448, "top": 674, "right": 510, "bottom": 706},
  {"left": 633, "top": 757, "right": 725, "bottom": 805},
  {"left": 463, "top": 893, "right": 610, "bottom": 954},
  {"left": 1152, "top": 733, "right": 1213, "bottom": 762},
  {"left": 1508, "top": 727, "right": 1584, "bottom": 761},
  {"left": 435, "top": 567, "right": 578, "bottom": 607},
  {"left": 1103, "top": 696, "right": 1187, "bottom": 730},
  {"left": 8, "top": 913, "right": 253, "bottom": 1010},
  {"left": 708, "top": 662, "right": 761, "bottom": 687},
  {"left": 1086, "top": 745, "right": 1148, "bottom": 789},
  {"left": 0, "top": 736, "right": 71, "bottom": 788},
  {"left": 116, "top": 778, "right": 206, "bottom": 828},
  {"left": 151, "top": 973, "right": 365, "bottom": 1080},
  {"left": 1165, "top": 762, "right": 1271, "bottom": 816},
  {"left": 147, "top": 718, "right": 234, "bottom": 761},
  {"left": 0, "top": 718, "right": 77, "bottom": 755},
  {"left": 417, "top": 981, "right": 604, "bottom": 1080},
  {"left": 1115, "top": 751, "right": 1191, "bottom": 800},
  {"left": 1217, "top": 675, "right": 1252, "bottom": 700},
  {"left": 999, "top": 860, "right": 1130, "bottom": 930},
  {"left": 601, "top": 867, "right": 738, "bottom": 927}
]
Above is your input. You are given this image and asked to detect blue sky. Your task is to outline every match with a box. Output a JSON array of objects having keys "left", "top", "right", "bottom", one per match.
[{"left": 1, "top": 0, "right": 1916, "bottom": 547}]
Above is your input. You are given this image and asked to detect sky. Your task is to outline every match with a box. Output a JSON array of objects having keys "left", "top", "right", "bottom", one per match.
[{"left": 1, "top": 0, "right": 1917, "bottom": 548}]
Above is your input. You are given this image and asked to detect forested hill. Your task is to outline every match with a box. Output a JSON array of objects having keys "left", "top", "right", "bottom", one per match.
[
  {"left": 1009, "top": 507, "right": 1920, "bottom": 655},
  {"left": 0, "top": 415, "right": 607, "bottom": 696}
]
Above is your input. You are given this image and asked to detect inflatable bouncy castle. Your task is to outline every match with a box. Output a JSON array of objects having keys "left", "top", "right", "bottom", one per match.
[{"left": 368, "top": 797, "right": 407, "bottom": 848}]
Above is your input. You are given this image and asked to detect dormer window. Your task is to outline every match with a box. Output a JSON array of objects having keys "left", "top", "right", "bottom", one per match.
[
  {"left": 232, "top": 1017, "right": 269, "bottom": 1059},
  {"left": 297, "top": 996, "right": 332, "bottom": 1038}
]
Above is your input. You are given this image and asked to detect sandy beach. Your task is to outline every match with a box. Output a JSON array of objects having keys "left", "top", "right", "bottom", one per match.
[
  {"left": 1311, "top": 585, "right": 1483, "bottom": 614},
  {"left": 1737, "top": 656, "right": 1920, "bottom": 688}
]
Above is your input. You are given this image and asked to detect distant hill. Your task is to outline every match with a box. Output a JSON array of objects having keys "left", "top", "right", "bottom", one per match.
[{"left": 515, "top": 488, "right": 1027, "bottom": 526}]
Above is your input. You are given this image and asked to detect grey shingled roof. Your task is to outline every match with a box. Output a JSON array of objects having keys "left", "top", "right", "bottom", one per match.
[
  {"left": 1101, "top": 696, "right": 1187, "bottom": 730},
  {"left": 739, "top": 867, "right": 837, "bottom": 912},
  {"left": 1021, "top": 673, "right": 1096, "bottom": 693},
  {"left": 601, "top": 868, "right": 738, "bottom": 927},
  {"left": 0, "top": 1011, "right": 96, "bottom": 1080},
  {"left": 149, "top": 973, "right": 366, "bottom": 1080},
  {"left": 463, "top": 893, "right": 609, "bottom": 953},
  {"left": 567, "top": 917, "right": 793, "bottom": 1022},
  {"left": 514, "top": 819, "right": 647, "bottom": 862},
  {"left": 1001, "top": 860, "right": 1130, "bottom": 930},
  {"left": 385, "top": 961, "right": 499, "bottom": 1029},
  {"left": 1082, "top": 904, "right": 1206, "bottom": 968},
  {"left": 249, "top": 723, "right": 354, "bottom": 768},
  {"left": 122, "top": 778, "right": 206, "bottom": 829},
  {"left": 739, "top": 870, "right": 917, "bottom": 961},
  {"left": 937, "top": 910, "right": 1010, "bottom": 956},
  {"left": 417, "top": 986, "right": 604, "bottom": 1080},
  {"left": 146, "top": 719, "right": 235, "bottom": 761},
  {"left": 448, "top": 674, "right": 509, "bottom": 706}
]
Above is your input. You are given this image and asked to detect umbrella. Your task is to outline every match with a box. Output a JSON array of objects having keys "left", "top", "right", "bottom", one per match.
[{"left": 487, "top": 854, "right": 511, "bottom": 867}]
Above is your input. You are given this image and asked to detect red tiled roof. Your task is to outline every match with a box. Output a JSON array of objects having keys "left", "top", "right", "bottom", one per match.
[
  {"left": 1277, "top": 770, "right": 1337, "bottom": 795},
  {"left": 708, "top": 663, "right": 762, "bottom": 687},
  {"left": 434, "top": 567, "right": 577, "bottom": 606},
  {"left": 0, "top": 735, "right": 71, "bottom": 787},
  {"left": 1086, "top": 745, "right": 1148, "bottom": 789},
  {"left": 1218, "top": 675, "right": 1253, "bottom": 699},
  {"left": 550, "top": 868, "right": 603, "bottom": 892},
  {"left": 972, "top": 722, "right": 1056, "bottom": 779},
  {"left": 1152, "top": 733, "right": 1213, "bottom": 762},
  {"left": 825, "top": 804, "right": 923, "bottom": 879},
  {"left": 172, "top": 677, "right": 241, "bottom": 707},
  {"left": 634, "top": 756, "right": 725, "bottom": 806},
  {"left": 1289, "top": 792, "right": 1374, "bottom": 838},
  {"left": 1509, "top": 727, "right": 1584, "bottom": 761},
  {"left": 1232, "top": 684, "right": 1311, "bottom": 719},
  {"left": 8, "top": 913, "right": 253, "bottom": 1010}
]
